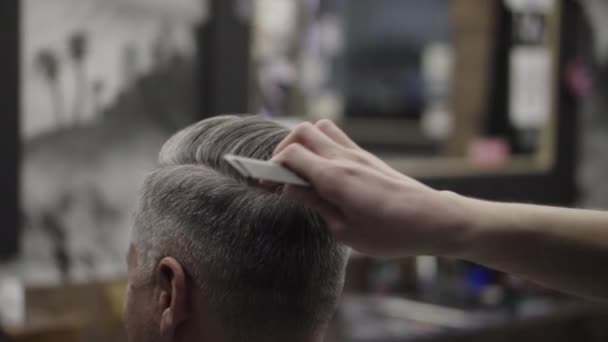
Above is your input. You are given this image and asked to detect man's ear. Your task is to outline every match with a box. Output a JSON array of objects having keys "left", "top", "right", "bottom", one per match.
[{"left": 156, "top": 257, "right": 190, "bottom": 338}]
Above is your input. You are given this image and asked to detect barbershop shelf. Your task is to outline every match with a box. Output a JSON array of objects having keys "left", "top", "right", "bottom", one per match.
[
  {"left": 333, "top": 295, "right": 608, "bottom": 342},
  {"left": 385, "top": 155, "right": 552, "bottom": 179},
  {"left": 379, "top": 155, "right": 575, "bottom": 205}
]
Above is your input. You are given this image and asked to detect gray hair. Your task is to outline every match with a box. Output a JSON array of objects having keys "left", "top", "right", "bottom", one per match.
[{"left": 133, "top": 115, "right": 348, "bottom": 341}]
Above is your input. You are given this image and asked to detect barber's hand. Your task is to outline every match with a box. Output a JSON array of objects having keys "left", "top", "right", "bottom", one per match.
[{"left": 272, "top": 120, "right": 473, "bottom": 258}]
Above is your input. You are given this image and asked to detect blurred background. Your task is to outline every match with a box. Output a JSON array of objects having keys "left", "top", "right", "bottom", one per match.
[{"left": 1, "top": 0, "right": 608, "bottom": 341}]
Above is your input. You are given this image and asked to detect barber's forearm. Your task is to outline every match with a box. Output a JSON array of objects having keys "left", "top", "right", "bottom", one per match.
[{"left": 455, "top": 196, "right": 608, "bottom": 300}]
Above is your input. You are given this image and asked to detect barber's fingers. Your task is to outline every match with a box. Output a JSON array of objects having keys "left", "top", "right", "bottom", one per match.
[
  {"left": 272, "top": 142, "right": 326, "bottom": 181},
  {"left": 272, "top": 143, "right": 348, "bottom": 202},
  {"left": 315, "top": 119, "right": 359, "bottom": 149},
  {"left": 274, "top": 122, "right": 340, "bottom": 157},
  {"left": 284, "top": 185, "right": 347, "bottom": 233}
]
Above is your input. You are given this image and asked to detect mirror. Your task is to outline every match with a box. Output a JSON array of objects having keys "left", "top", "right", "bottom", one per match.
[{"left": 249, "top": 0, "right": 562, "bottom": 178}]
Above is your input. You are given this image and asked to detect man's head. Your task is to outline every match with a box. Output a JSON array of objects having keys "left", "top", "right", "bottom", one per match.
[{"left": 125, "top": 115, "right": 348, "bottom": 342}]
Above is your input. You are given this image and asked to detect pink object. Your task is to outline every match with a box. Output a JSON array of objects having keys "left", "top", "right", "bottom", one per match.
[
  {"left": 565, "top": 57, "right": 593, "bottom": 98},
  {"left": 468, "top": 137, "right": 511, "bottom": 168}
]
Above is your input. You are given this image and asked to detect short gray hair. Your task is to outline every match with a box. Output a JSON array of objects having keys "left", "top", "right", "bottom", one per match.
[{"left": 133, "top": 115, "right": 347, "bottom": 341}]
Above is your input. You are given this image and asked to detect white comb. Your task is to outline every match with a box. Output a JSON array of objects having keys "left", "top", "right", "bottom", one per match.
[{"left": 223, "top": 154, "right": 310, "bottom": 187}]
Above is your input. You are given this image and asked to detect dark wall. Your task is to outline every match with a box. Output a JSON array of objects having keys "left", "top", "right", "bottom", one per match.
[
  {"left": 0, "top": 0, "right": 20, "bottom": 259},
  {"left": 198, "top": 0, "right": 251, "bottom": 117}
]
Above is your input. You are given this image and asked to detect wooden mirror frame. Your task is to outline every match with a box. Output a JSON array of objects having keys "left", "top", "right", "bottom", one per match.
[{"left": 247, "top": 1, "right": 578, "bottom": 206}]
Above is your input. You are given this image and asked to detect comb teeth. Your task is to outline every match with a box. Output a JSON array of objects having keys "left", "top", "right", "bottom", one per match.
[
  {"left": 224, "top": 155, "right": 251, "bottom": 177},
  {"left": 223, "top": 154, "right": 310, "bottom": 187}
]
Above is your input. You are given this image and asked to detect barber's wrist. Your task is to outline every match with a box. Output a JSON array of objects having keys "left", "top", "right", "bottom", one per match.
[
  {"left": 437, "top": 191, "right": 498, "bottom": 260},
  {"left": 446, "top": 194, "right": 522, "bottom": 263}
]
